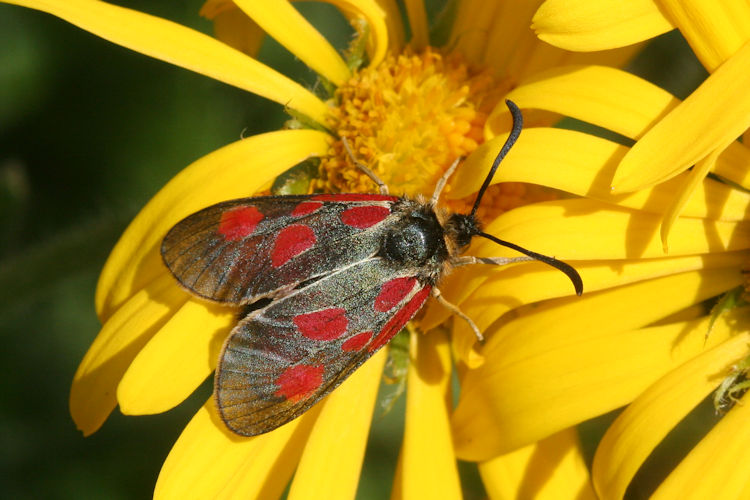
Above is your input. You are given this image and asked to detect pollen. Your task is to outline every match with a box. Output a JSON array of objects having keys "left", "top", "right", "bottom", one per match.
[
  {"left": 315, "top": 48, "right": 552, "bottom": 220},
  {"left": 318, "top": 48, "right": 497, "bottom": 197}
]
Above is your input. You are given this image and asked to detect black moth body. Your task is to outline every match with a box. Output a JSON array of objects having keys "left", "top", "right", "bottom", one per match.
[{"left": 160, "top": 100, "right": 583, "bottom": 436}]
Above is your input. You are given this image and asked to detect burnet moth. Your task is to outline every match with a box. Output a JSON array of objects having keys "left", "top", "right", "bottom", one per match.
[{"left": 161, "top": 100, "right": 583, "bottom": 437}]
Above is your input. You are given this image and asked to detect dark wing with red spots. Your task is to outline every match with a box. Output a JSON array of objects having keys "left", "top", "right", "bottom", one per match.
[
  {"left": 161, "top": 194, "right": 398, "bottom": 304},
  {"left": 214, "top": 257, "right": 431, "bottom": 436}
]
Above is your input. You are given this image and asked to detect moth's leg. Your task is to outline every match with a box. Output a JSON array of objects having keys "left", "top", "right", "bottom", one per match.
[
  {"left": 431, "top": 287, "right": 484, "bottom": 343},
  {"left": 341, "top": 136, "right": 389, "bottom": 195},
  {"left": 452, "top": 255, "right": 533, "bottom": 267},
  {"left": 430, "top": 156, "right": 462, "bottom": 205}
]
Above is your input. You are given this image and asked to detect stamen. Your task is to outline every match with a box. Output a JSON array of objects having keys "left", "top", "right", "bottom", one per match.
[
  {"left": 317, "top": 48, "right": 501, "bottom": 198},
  {"left": 314, "top": 48, "right": 561, "bottom": 220}
]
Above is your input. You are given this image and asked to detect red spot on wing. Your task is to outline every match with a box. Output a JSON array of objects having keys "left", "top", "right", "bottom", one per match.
[
  {"left": 291, "top": 201, "right": 323, "bottom": 217},
  {"left": 341, "top": 331, "right": 372, "bottom": 352},
  {"left": 368, "top": 286, "right": 431, "bottom": 352},
  {"left": 294, "top": 308, "right": 349, "bottom": 340},
  {"left": 218, "top": 205, "right": 264, "bottom": 240},
  {"left": 312, "top": 194, "right": 396, "bottom": 202},
  {"left": 274, "top": 364, "right": 324, "bottom": 402},
  {"left": 340, "top": 205, "right": 390, "bottom": 229},
  {"left": 271, "top": 224, "right": 316, "bottom": 267},
  {"left": 374, "top": 277, "right": 417, "bottom": 312}
]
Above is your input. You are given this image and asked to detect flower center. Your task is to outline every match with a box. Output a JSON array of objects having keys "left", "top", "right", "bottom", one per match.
[
  {"left": 314, "top": 47, "right": 557, "bottom": 221},
  {"left": 318, "top": 48, "right": 498, "bottom": 198}
]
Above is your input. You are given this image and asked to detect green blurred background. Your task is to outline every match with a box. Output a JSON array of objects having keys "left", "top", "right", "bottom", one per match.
[{"left": 0, "top": 1, "right": 710, "bottom": 499}]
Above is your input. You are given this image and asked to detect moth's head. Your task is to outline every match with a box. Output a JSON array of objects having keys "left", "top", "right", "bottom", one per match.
[{"left": 445, "top": 213, "right": 480, "bottom": 251}]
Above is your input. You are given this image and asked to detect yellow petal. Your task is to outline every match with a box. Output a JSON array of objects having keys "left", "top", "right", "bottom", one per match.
[
  {"left": 651, "top": 303, "right": 708, "bottom": 325},
  {"left": 6, "top": 0, "right": 329, "bottom": 123},
  {"left": 660, "top": 148, "right": 718, "bottom": 252},
  {"left": 477, "top": 199, "right": 750, "bottom": 262},
  {"left": 96, "top": 129, "right": 331, "bottom": 320},
  {"left": 452, "top": 253, "right": 745, "bottom": 369},
  {"left": 392, "top": 330, "right": 461, "bottom": 500},
  {"left": 651, "top": 392, "right": 750, "bottom": 499},
  {"left": 200, "top": 1, "right": 265, "bottom": 57},
  {"left": 453, "top": 270, "right": 744, "bottom": 461},
  {"left": 327, "top": 0, "right": 390, "bottom": 66},
  {"left": 449, "top": 0, "right": 505, "bottom": 67},
  {"left": 613, "top": 40, "right": 750, "bottom": 192},
  {"left": 117, "top": 298, "right": 234, "bottom": 415},
  {"left": 656, "top": 0, "right": 750, "bottom": 71},
  {"left": 479, "top": 429, "right": 596, "bottom": 500},
  {"left": 453, "top": 128, "right": 627, "bottom": 199},
  {"left": 288, "top": 350, "right": 385, "bottom": 500},
  {"left": 403, "top": 0, "right": 428, "bottom": 49},
  {"left": 455, "top": 128, "right": 750, "bottom": 221},
  {"left": 355, "top": 0, "right": 404, "bottom": 55},
  {"left": 425, "top": 205, "right": 749, "bottom": 352},
  {"left": 422, "top": 259, "right": 506, "bottom": 334},
  {"left": 234, "top": 0, "right": 349, "bottom": 85},
  {"left": 455, "top": 1, "right": 641, "bottom": 82},
  {"left": 462, "top": 251, "right": 747, "bottom": 334},
  {"left": 591, "top": 323, "right": 750, "bottom": 499},
  {"left": 478, "top": 1, "right": 543, "bottom": 77},
  {"left": 485, "top": 17, "right": 644, "bottom": 83},
  {"left": 450, "top": 324, "right": 485, "bottom": 370},
  {"left": 491, "top": 65, "right": 679, "bottom": 140},
  {"left": 421, "top": 267, "right": 491, "bottom": 367},
  {"left": 69, "top": 274, "right": 183, "bottom": 436},
  {"left": 642, "top": 170, "right": 750, "bottom": 222},
  {"left": 552, "top": 44, "right": 645, "bottom": 76},
  {"left": 201, "top": 0, "right": 389, "bottom": 67},
  {"left": 200, "top": 0, "right": 234, "bottom": 17},
  {"left": 714, "top": 141, "right": 750, "bottom": 190},
  {"left": 420, "top": 270, "right": 479, "bottom": 332},
  {"left": 533, "top": 0, "right": 673, "bottom": 51},
  {"left": 155, "top": 398, "right": 321, "bottom": 499}
]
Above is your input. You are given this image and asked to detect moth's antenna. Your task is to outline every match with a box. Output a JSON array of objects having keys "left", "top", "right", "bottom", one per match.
[
  {"left": 469, "top": 100, "right": 523, "bottom": 219},
  {"left": 464, "top": 99, "right": 583, "bottom": 295},
  {"left": 478, "top": 231, "right": 583, "bottom": 295}
]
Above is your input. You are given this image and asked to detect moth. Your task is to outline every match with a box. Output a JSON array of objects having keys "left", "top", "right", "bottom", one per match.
[{"left": 161, "top": 100, "right": 583, "bottom": 436}]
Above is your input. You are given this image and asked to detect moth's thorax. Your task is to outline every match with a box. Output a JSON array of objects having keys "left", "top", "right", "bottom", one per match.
[{"left": 381, "top": 198, "right": 449, "bottom": 284}]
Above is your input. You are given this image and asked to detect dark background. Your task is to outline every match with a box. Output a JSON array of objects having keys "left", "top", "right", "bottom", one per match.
[{"left": 0, "top": 1, "right": 709, "bottom": 498}]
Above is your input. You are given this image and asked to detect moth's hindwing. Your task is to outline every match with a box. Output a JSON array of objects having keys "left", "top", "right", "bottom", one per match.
[
  {"left": 215, "top": 257, "right": 431, "bottom": 436},
  {"left": 161, "top": 194, "right": 398, "bottom": 304}
]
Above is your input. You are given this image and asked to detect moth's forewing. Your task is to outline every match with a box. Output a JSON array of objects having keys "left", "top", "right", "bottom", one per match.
[{"left": 161, "top": 194, "right": 398, "bottom": 304}]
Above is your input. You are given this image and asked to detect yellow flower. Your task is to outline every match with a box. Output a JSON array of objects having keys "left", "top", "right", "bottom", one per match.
[
  {"left": 451, "top": 1, "right": 750, "bottom": 498},
  {"left": 3, "top": 0, "right": 654, "bottom": 497}
]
